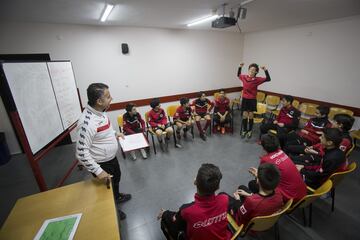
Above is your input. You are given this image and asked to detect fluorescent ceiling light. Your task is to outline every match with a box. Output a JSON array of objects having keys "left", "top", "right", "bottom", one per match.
[
  {"left": 100, "top": 4, "right": 114, "bottom": 22},
  {"left": 187, "top": 15, "right": 219, "bottom": 27}
]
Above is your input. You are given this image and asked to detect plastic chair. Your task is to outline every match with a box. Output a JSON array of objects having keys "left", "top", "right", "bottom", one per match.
[
  {"left": 287, "top": 179, "right": 333, "bottom": 227},
  {"left": 231, "top": 91, "right": 242, "bottom": 111},
  {"left": 265, "top": 95, "right": 280, "bottom": 111},
  {"left": 328, "top": 162, "right": 357, "bottom": 212},
  {"left": 228, "top": 199, "right": 293, "bottom": 240},
  {"left": 299, "top": 102, "right": 319, "bottom": 123},
  {"left": 166, "top": 105, "right": 194, "bottom": 140},
  {"left": 328, "top": 107, "right": 354, "bottom": 119},
  {"left": 350, "top": 130, "right": 360, "bottom": 147},
  {"left": 292, "top": 99, "right": 300, "bottom": 109},
  {"left": 256, "top": 91, "right": 266, "bottom": 103}
]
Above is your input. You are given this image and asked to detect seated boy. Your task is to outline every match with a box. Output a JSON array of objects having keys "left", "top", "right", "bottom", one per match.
[
  {"left": 283, "top": 106, "right": 331, "bottom": 155},
  {"left": 122, "top": 103, "right": 147, "bottom": 160},
  {"left": 157, "top": 163, "right": 231, "bottom": 240},
  {"left": 260, "top": 95, "right": 300, "bottom": 144},
  {"left": 214, "top": 89, "right": 231, "bottom": 134},
  {"left": 173, "top": 97, "right": 194, "bottom": 147},
  {"left": 247, "top": 134, "right": 307, "bottom": 203},
  {"left": 295, "top": 128, "right": 345, "bottom": 189},
  {"left": 148, "top": 98, "right": 174, "bottom": 151},
  {"left": 232, "top": 163, "right": 284, "bottom": 227},
  {"left": 332, "top": 113, "right": 355, "bottom": 154},
  {"left": 191, "top": 91, "right": 214, "bottom": 141}
]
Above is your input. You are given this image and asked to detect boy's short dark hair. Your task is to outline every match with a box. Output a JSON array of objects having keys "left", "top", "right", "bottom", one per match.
[
  {"left": 150, "top": 98, "right": 160, "bottom": 109},
  {"left": 334, "top": 113, "right": 355, "bottom": 132},
  {"left": 198, "top": 91, "right": 206, "bottom": 98},
  {"left": 125, "top": 103, "right": 135, "bottom": 113},
  {"left": 282, "top": 95, "right": 294, "bottom": 104},
  {"left": 261, "top": 134, "right": 280, "bottom": 153},
  {"left": 248, "top": 63, "right": 259, "bottom": 73},
  {"left": 323, "top": 128, "right": 343, "bottom": 147},
  {"left": 196, "top": 163, "right": 222, "bottom": 196},
  {"left": 180, "top": 97, "right": 189, "bottom": 106},
  {"left": 87, "top": 83, "right": 108, "bottom": 107},
  {"left": 257, "top": 163, "right": 280, "bottom": 191},
  {"left": 317, "top": 106, "right": 330, "bottom": 117}
]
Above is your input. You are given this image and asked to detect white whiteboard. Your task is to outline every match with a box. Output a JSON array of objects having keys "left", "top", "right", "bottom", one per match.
[
  {"left": 47, "top": 62, "right": 81, "bottom": 129},
  {"left": 3, "top": 62, "right": 64, "bottom": 154}
]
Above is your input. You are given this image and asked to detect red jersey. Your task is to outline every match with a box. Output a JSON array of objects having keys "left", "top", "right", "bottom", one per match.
[
  {"left": 122, "top": 112, "right": 145, "bottom": 135},
  {"left": 235, "top": 189, "right": 283, "bottom": 226},
  {"left": 260, "top": 149, "right": 307, "bottom": 202},
  {"left": 191, "top": 98, "right": 214, "bottom": 115},
  {"left": 214, "top": 97, "right": 230, "bottom": 115},
  {"left": 173, "top": 106, "right": 192, "bottom": 121},
  {"left": 237, "top": 67, "right": 271, "bottom": 99},
  {"left": 148, "top": 108, "right": 168, "bottom": 128},
  {"left": 276, "top": 106, "right": 300, "bottom": 130},
  {"left": 179, "top": 193, "right": 231, "bottom": 240},
  {"left": 298, "top": 117, "right": 331, "bottom": 145}
]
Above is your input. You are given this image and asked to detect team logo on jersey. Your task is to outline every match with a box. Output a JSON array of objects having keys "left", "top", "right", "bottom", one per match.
[
  {"left": 339, "top": 145, "right": 346, "bottom": 151},
  {"left": 160, "top": 114, "right": 163, "bottom": 118},
  {"left": 240, "top": 205, "right": 247, "bottom": 214}
]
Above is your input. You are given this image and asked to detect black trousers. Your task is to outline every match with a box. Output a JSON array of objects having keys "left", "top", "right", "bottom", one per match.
[
  {"left": 291, "top": 154, "right": 322, "bottom": 166},
  {"left": 98, "top": 157, "right": 121, "bottom": 199}
]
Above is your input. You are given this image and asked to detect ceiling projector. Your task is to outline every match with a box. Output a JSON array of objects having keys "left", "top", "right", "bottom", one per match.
[{"left": 211, "top": 16, "right": 237, "bottom": 28}]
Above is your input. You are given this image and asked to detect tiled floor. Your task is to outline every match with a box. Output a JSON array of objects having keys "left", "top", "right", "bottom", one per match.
[{"left": 1, "top": 111, "right": 359, "bottom": 239}]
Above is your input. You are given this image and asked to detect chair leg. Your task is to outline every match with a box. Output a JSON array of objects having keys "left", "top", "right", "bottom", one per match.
[
  {"left": 309, "top": 204, "right": 313, "bottom": 227},
  {"left": 121, "top": 148, "right": 126, "bottom": 159},
  {"left": 302, "top": 208, "right": 307, "bottom": 227},
  {"left": 151, "top": 134, "right": 156, "bottom": 154},
  {"left": 191, "top": 125, "right": 194, "bottom": 139},
  {"left": 172, "top": 125, "right": 177, "bottom": 147},
  {"left": 331, "top": 188, "right": 335, "bottom": 212},
  {"left": 275, "top": 222, "right": 280, "bottom": 240}
]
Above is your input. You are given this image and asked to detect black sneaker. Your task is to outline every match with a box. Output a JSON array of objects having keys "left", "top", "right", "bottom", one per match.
[
  {"left": 118, "top": 210, "right": 127, "bottom": 220},
  {"left": 117, "top": 193, "right": 132, "bottom": 203},
  {"left": 200, "top": 134, "right": 207, "bottom": 141},
  {"left": 247, "top": 131, "right": 252, "bottom": 139},
  {"left": 241, "top": 131, "right": 246, "bottom": 139}
]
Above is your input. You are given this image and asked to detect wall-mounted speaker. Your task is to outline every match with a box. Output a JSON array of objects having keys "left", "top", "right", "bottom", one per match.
[{"left": 121, "top": 43, "right": 129, "bottom": 54}]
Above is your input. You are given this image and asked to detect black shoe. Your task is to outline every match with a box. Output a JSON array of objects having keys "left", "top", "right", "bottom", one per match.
[
  {"left": 200, "top": 134, "right": 207, "bottom": 141},
  {"left": 118, "top": 210, "right": 127, "bottom": 220},
  {"left": 241, "top": 131, "right": 246, "bottom": 139},
  {"left": 117, "top": 193, "right": 132, "bottom": 203},
  {"left": 247, "top": 131, "right": 252, "bottom": 139}
]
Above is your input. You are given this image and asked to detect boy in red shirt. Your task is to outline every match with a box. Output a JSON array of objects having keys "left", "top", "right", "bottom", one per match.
[
  {"left": 157, "top": 163, "right": 232, "bottom": 240},
  {"left": 248, "top": 134, "right": 307, "bottom": 203},
  {"left": 260, "top": 95, "right": 300, "bottom": 145},
  {"left": 238, "top": 63, "right": 271, "bottom": 139},
  {"left": 283, "top": 106, "right": 331, "bottom": 155},
  {"left": 173, "top": 97, "right": 194, "bottom": 147},
  {"left": 191, "top": 92, "right": 214, "bottom": 141},
  {"left": 122, "top": 103, "right": 147, "bottom": 160},
  {"left": 332, "top": 113, "right": 355, "bottom": 154},
  {"left": 148, "top": 98, "right": 174, "bottom": 151},
  {"left": 214, "top": 89, "right": 231, "bottom": 134},
  {"left": 232, "top": 163, "right": 284, "bottom": 227}
]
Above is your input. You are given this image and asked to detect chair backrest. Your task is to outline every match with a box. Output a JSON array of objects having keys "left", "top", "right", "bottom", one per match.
[
  {"left": 166, "top": 105, "right": 179, "bottom": 118},
  {"left": 299, "top": 102, "right": 318, "bottom": 116},
  {"left": 243, "top": 199, "right": 293, "bottom": 233},
  {"left": 329, "top": 162, "right": 357, "bottom": 188},
  {"left": 329, "top": 107, "right": 354, "bottom": 119},
  {"left": 288, "top": 180, "right": 333, "bottom": 211},
  {"left": 265, "top": 95, "right": 280, "bottom": 106},
  {"left": 117, "top": 115, "right": 123, "bottom": 127},
  {"left": 256, "top": 92, "right": 266, "bottom": 102},
  {"left": 255, "top": 103, "right": 267, "bottom": 115},
  {"left": 292, "top": 99, "right": 300, "bottom": 109}
]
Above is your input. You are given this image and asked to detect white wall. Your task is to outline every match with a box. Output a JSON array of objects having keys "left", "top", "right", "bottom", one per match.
[
  {"left": 243, "top": 15, "right": 360, "bottom": 108},
  {"left": 0, "top": 22, "right": 244, "bottom": 154}
]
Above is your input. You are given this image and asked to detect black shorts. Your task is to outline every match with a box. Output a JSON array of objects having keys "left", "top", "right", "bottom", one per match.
[{"left": 241, "top": 98, "right": 257, "bottom": 112}]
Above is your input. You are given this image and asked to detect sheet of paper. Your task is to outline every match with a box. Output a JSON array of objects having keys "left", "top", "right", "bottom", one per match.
[
  {"left": 118, "top": 133, "right": 149, "bottom": 152},
  {"left": 33, "top": 213, "right": 82, "bottom": 240}
]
